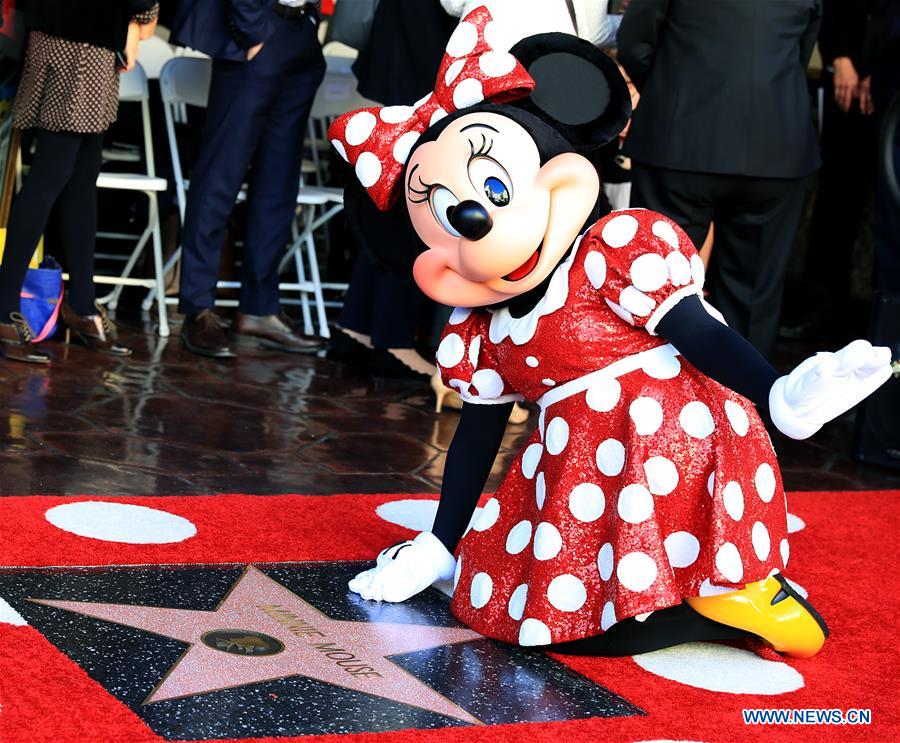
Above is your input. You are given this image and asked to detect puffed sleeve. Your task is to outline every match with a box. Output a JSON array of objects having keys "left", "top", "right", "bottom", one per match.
[
  {"left": 581, "top": 209, "right": 707, "bottom": 335},
  {"left": 436, "top": 308, "right": 523, "bottom": 405}
]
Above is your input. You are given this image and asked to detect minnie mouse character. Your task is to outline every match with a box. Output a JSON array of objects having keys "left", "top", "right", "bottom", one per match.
[{"left": 329, "top": 7, "right": 893, "bottom": 657}]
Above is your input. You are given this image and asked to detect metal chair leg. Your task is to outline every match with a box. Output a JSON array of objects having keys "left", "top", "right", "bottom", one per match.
[
  {"left": 143, "top": 245, "right": 181, "bottom": 312},
  {"left": 148, "top": 192, "right": 170, "bottom": 337},
  {"left": 294, "top": 246, "right": 314, "bottom": 336},
  {"left": 304, "top": 212, "right": 330, "bottom": 338},
  {"left": 104, "top": 222, "right": 153, "bottom": 309}
]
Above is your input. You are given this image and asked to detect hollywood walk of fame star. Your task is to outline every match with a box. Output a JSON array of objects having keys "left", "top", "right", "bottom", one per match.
[{"left": 30, "top": 565, "right": 482, "bottom": 724}]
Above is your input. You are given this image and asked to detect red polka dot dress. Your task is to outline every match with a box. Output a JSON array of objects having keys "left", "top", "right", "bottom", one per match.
[{"left": 437, "top": 209, "right": 790, "bottom": 647}]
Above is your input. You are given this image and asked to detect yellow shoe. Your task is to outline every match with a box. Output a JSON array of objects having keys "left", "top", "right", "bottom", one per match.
[{"left": 686, "top": 573, "right": 828, "bottom": 659}]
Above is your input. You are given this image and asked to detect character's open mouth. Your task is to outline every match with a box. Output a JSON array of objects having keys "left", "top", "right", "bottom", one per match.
[{"left": 503, "top": 244, "right": 542, "bottom": 282}]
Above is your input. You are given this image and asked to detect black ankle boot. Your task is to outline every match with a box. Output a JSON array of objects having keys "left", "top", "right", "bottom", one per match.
[{"left": 370, "top": 348, "right": 433, "bottom": 381}]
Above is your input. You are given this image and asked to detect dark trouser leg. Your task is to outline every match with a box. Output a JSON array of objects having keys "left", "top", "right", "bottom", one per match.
[
  {"left": 875, "top": 129, "right": 900, "bottom": 294},
  {"left": 711, "top": 176, "right": 808, "bottom": 358},
  {"left": 549, "top": 603, "right": 750, "bottom": 657},
  {"left": 338, "top": 254, "right": 377, "bottom": 337},
  {"left": 629, "top": 163, "right": 714, "bottom": 250},
  {"left": 339, "top": 234, "right": 428, "bottom": 349},
  {"left": 56, "top": 133, "right": 104, "bottom": 315},
  {"left": 240, "top": 18, "right": 324, "bottom": 317},
  {"left": 177, "top": 60, "right": 273, "bottom": 316},
  {"left": 0, "top": 130, "right": 82, "bottom": 319},
  {"left": 807, "top": 78, "right": 878, "bottom": 296},
  {"left": 370, "top": 268, "right": 425, "bottom": 349}
]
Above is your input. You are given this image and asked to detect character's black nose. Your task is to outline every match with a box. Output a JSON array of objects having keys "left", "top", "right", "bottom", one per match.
[{"left": 448, "top": 200, "right": 493, "bottom": 241}]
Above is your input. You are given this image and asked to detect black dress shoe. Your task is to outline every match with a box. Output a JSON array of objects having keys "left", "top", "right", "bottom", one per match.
[
  {"left": 181, "top": 309, "right": 236, "bottom": 359},
  {"left": 370, "top": 348, "right": 433, "bottom": 382},
  {"left": 0, "top": 312, "right": 50, "bottom": 364},
  {"left": 234, "top": 312, "right": 320, "bottom": 353},
  {"left": 327, "top": 327, "right": 372, "bottom": 364}
]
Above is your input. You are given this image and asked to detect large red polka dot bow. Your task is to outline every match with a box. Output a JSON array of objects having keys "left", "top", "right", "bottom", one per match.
[{"left": 328, "top": 5, "right": 535, "bottom": 211}]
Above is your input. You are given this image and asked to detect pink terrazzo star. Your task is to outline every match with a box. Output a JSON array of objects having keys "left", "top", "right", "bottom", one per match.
[{"left": 32, "top": 566, "right": 482, "bottom": 724}]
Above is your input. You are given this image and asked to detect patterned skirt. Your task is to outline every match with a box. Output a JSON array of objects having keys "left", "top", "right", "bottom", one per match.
[
  {"left": 13, "top": 32, "right": 121, "bottom": 134},
  {"left": 13, "top": 6, "right": 158, "bottom": 133}
]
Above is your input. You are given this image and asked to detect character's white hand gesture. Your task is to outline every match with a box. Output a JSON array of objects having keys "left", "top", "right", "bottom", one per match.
[
  {"left": 348, "top": 532, "right": 456, "bottom": 603},
  {"left": 769, "top": 339, "right": 893, "bottom": 440}
]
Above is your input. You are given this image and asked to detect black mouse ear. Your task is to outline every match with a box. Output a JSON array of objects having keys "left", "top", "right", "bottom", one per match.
[
  {"left": 509, "top": 32, "right": 631, "bottom": 151},
  {"left": 343, "top": 176, "right": 424, "bottom": 277}
]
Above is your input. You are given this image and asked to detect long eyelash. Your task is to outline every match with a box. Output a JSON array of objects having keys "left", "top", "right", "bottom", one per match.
[
  {"left": 407, "top": 133, "right": 495, "bottom": 205},
  {"left": 467, "top": 133, "right": 494, "bottom": 161},
  {"left": 408, "top": 174, "right": 435, "bottom": 204}
]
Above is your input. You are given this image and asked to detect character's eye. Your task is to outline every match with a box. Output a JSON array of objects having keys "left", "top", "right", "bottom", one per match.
[
  {"left": 430, "top": 186, "right": 462, "bottom": 237},
  {"left": 468, "top": 158, "right": 512, "bottom": 207},
  {"left": 484, "top": 176, "right": 510, "bottom": 206}
]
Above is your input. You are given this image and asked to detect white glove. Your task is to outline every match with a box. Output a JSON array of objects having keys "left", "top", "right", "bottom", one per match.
[
  {"left": 769, "top": 339, "right": 893, "bottom": 440},
  {"left": 348, "top": 532, "right": 457, "bottom": 603}
]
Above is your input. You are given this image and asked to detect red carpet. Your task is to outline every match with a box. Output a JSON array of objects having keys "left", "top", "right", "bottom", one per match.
[{"left": 1, "top": 491, "right": 898, "bottom": 743}]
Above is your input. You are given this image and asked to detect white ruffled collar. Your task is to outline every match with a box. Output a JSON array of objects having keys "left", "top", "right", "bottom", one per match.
[{"left": 488, "top": 235, "right": 582, "bottom": 346}]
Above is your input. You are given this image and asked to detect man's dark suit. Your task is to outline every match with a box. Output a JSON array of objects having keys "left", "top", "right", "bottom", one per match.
[
  {"left": 172, "top": 0, "right": 281, "bottom": 62},
  {"left": 806, "top": 0, "right": 893, "bottom": 307},
  {"left": 618, "top": 0, "right": 822, "bottom": 358},
  {"left": 171, "top": 1, "right": 325, "bottom": 317}
]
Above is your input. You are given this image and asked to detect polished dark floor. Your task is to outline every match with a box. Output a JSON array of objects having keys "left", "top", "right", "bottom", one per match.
[{"left": 1, "top": 316, "right": 898, "bottom": 497}]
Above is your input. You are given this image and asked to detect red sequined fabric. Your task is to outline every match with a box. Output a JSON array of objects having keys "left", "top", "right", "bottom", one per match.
[{"left": 438, "top": 209, "right": 789, "bottom": 646}]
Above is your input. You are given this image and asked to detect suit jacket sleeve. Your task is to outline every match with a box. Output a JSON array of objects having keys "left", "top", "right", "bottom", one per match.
[
  {"left": 227, "top": 0, "right": 276, "bottom": 49},
  {"left": 799, "top": 0, "right": 823, "bottom": 67},
  {"left": 818, "top": 0, "right": 848, "bottom": 64},
  {"left": 616, "top": 0, "right": 670, "bottom": 89}
]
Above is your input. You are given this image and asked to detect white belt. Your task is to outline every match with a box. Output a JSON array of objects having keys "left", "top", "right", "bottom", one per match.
[{"left": 537, "top": 344, "right": 681, "bottom": 411}]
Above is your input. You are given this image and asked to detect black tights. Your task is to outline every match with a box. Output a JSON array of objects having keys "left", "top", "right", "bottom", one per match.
[
  {"left": 548, "top": 603, "right": 750, "bottom": 656},
  {"left": 0, "top": 129, "right": 104, "bottom": 319}
]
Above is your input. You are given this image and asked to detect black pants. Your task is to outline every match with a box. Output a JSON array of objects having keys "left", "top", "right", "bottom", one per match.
[
  {"left": 876, "top": 126, "right": 900, "bottom": 294},
  {"left": 548, "top": 603, "right": 749, "bottom": 656},
  {"left": 808, "top": 76, "right": 878, "bottom": 296},
  {"left": 178, "top": 14, "right": 325, "bottom": 316},
  {"left": 631, "top": 164, "right": 808, "bottom": 359},
  {"left": 0, "top": 129, "right": 103, "bottom": 319}
]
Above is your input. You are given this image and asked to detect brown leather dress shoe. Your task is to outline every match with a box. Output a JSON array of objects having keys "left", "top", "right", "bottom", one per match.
[
  {"left": 61, "top": 302, "right": 132, "bottom": 356},
  {"left": 0, "top": 312, "right": 50, "bottom": 364},
  {"left": 181, "top": 309, "right": 236, "bottom": 359},
  {"left": 235, "top": 313, "right": 321, "bottom": 353}
]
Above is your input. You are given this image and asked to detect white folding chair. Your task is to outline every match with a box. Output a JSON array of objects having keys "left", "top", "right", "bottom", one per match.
[
  {"left": 136, "top": 34, "right": 177, "bottom": 80},
  {"left": 144, "top": 56, "right": 338, "bottom": 337},
  {"left": 90, "top": 63, "right": 170, "bottom": 337}
]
